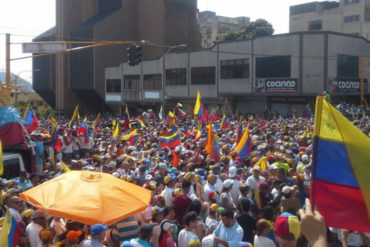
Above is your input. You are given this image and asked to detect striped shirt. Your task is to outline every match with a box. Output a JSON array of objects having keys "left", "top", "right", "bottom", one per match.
[{"left": 112, "top": 217, "right": 138, "bottom": 242}]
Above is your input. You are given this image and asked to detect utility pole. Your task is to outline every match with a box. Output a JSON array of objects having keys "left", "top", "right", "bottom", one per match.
[
  {"left": 6, "top": 33, "right": 11, "bottom": 85},
  {"left": 360, "top": 54, "right": 370, "bottom": 105}
]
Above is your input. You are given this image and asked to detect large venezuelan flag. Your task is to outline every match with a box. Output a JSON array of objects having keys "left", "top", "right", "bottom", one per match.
[
  {"left": 160, "top": 132, "right": 181, "bottom": 148},
  {"left": 311, "top": 96, "right": 370, "bottom": 232},
  {"left": 234, "top": 126, "right": 252, "bottom": 159},
  {"left": 121, "top": 129, "right": 138, "bottom": 141},
  {"left": 0, "top": 107, "right": 25, "bottom": 147},
  {"left": 0, "top": 209, "right": 23, "bottom": 247},
  {"left": 194, "top": 91, "right": 207, "bottom": 122}
]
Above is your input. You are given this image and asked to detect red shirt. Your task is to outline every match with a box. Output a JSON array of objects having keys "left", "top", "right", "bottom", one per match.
[{"left": 173, "top": 193, "right": 192, "bottom": 226}]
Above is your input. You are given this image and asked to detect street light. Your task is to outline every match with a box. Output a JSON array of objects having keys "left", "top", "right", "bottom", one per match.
[{"left": 140, "top": 41, "right": 187, "bottom": 112}]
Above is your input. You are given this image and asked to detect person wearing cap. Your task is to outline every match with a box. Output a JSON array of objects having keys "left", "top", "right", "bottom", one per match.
[
  {"left": 6, "top": 196, "right": 23, "bottom": 221},
  {"left": 26, "top": 210, "right": 47, "bottom": 247},
  {"left": 220, "top": 179, "right": 235, "bottom": 210},
  {"left": 213, "top": 209, "right": 243, "bottom": 247},
  {"left": 32, "top": 133, "right": 45, "bottom": 175},
  {"left": 112, "top": 216, "right": 139, "bottom": 243},
  {"left": 151, "top": 206, "right": 164, "bottom": 247},
  {"left": 204, "top": 174, "right": 218, "bottom": 202},
  {"left": 296, "top": 154, "right": 310, "bottom": 174},
  {"left": 228, "top": 166, "right": 241, "bottom": 205},
  {"left": 205, "top": 203, "right": 219, "bottom": 235},
  {"left": 130, "top": 224, "right": 154, "bottom": 247},
  {"left": 162, "top": 175, "right": 175, "bottom": 207},
  {"left": 79, "top": 224, "right": 108, "bottom": 247},
  {"left": 246, "top": 166, "right": 265, "bottom": 190},
  {"left": 159, "top": 221, "right": 176, "bottom": 247},
  {"left": 154, "top": 163, "right": 168, "bottom": 187},
  {"left": 16, "top": 171, "right": 29, "bottom": 192}
]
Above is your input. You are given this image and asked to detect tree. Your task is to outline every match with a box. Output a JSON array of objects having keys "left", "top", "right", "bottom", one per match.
[{"left": 219, "top": 19, "right": 274, "bottom": 41}]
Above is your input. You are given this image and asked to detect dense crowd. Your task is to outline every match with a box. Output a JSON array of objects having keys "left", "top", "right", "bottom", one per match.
[{"left": 1, "top": 102, "right": 369, "bottom": 247}]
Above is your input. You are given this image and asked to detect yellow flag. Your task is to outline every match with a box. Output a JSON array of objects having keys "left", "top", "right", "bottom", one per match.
[
  {"left": 0, "top": 141, "right": 3, "bottom": 176},
  {"left": 61, "top": 161, "right": 71, "bottom": 172},
  {"left": 93, "top": 113, "right": 100, "bottom": 128},
  {"left": 51, "top": 117, "right": 57, "bottom": 133},
  {"left": 68, "top": 105, "right": 79, "bottom": 127},
  {"left": 23, "top": 103, "right": 30, "bottom": 120},
  {"left": 255, "top": 157, "right": 268, "bottom": 171},
  {"left": 112, "top": 121, "right": 119, "bottom": 138},
  {"left": 205, "top": 121, "right": 213, "bottom": 154}
]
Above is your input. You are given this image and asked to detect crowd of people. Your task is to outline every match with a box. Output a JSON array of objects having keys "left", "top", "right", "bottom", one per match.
[{"left": 0, "top": 101, "right": 369, "bottom": 247}]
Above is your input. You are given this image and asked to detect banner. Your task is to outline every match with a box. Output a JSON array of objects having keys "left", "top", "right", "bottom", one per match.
[
  {"left": 328, "top": 78, "right": 368, "bottom": 93},
  {"left": 254, "top": 78, "right": 298, "bottom": 93}
]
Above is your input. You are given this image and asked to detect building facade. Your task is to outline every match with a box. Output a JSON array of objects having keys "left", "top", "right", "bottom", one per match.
[
  {"left": 105, "top": 31, "right": 370, "bottom": 116},
  {"left": 290, "top": 0, "right": 370, "bottom": 39},
  {"left": 199, "top": 11, "right": 250, "bottom": 48},
  {"left": 33, "top": 0, "right": 200, "bottom": 111}
]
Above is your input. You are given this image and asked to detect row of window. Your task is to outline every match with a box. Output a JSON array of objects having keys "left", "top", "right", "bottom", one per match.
[
  {"left": 344, "top": 15, "right": 360, "bottom": 23},
  {"left": 106, "top": 55, "right": 359, "bottom": 92},
  {"left": 344, "top": 0, "right": 360, "bottom": 5}
]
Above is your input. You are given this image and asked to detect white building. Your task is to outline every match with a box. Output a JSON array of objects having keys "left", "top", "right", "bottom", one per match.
[
  {"left": 290, "top": 0, "right": 370, "bottom": 39},
  {"left": 105, "top": 31, "right": 370, "bottom": 116},
  {"left": 198, "top": 11, "right": 250, "bottom": 48}
]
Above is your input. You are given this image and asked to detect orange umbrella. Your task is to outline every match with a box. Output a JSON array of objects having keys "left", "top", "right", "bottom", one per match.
[{"left": 20, "top": 171, "right": 152, "bottom": 225}]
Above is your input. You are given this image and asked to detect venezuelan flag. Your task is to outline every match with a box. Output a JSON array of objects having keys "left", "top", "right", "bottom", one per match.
[
  {"left": 176, "top": 102, "right": 183, "bottom": 108},
  {"left": 78, "top": 120, "right": 89, "bottom": 144},
  {"left": 194, "top": 91, "right": 207, "bottom": 122},
  {"left": 0, "top": 209, "right": 23, "bottom": 247},
  {"left": 137, "top": 119, "right": 147, "bottom": 129},
  {"left": 192, "top": 126, "right": 202, "bottom": 143},
  {"left": 177, "top": 109, "right": 186, "bottom": 118},
  {"left": 160, "top": 132, "right": 181, "bottom": 148},
  {"left": 234, "top": 125, "right": 251, "bottom": 159},
  {"left": 24, "top": 109, "right": 39, "bottom": 133},
  {"left": 302, "top": 104, "right": 312, "bottom": 119},
  {"left": 311, "top": 96, "right": 370, "bottom": 232},
  {"left": 129, "top": 134, "right": 139, "bottom": 145},
  {"left": 205, "top": 122, "right": 220, "bottom": 162},
  {"left": 121, "top": 129, "right": 138, "bottom": 141},
  {"left": 68, "top": 105, "right": 79, "bottom": 127}
]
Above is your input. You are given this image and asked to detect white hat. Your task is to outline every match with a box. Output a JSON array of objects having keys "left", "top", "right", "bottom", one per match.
[
  {"left": 282, "top": 186, "right": 294, "bottom": 195},
  {"left": 145, "top": 175, "right": 153, "bottom": 181},
  {"left": 252, "top": 165, "right": 261, "bottom": 171},
  {"left": 202, "top": 234, "right": 214, "bottom": 247},
  {"left": 112, "top": 172, "right": 120, "bottom": 178},
  {"left": 301, "top": 154, "right": 309, "bottom": 162},
  {"left": 223, "top": 179, "right": 234, "bottom": 189},
  {"left": 257, "top": 145, "right": 264, "bottom": 151},
  {"left": 162, "top": 221, "right": 174, "bottom": 231},
  {"left": 228, "top": 166, "right": 237, "bottom": 178}
]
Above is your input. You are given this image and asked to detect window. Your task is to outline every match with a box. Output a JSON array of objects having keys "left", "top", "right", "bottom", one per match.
[
  {"left": 256, "top": 56, "right": 291, "bottom": 78},
  {"left": 344, "top": 15, "right": 360, "bottom": 23},
  {"left": 124, "top": 75, "right": 140, "bottom": 90},
  {"left": 220, "top": 59, "right": 250, "bottom": 79},
  {"left": 143, "top": 74, "right": 162, "bottom": 90},
  {"left": 337, "top": 54, "right": 359, "bottom": 78},
  {"left": 308, "top": 20, "right": 322, "bottom": 30},
  {"left": 191, "top": 66, "right": 216, "bottom": 84},
  {"left": 344, "top": 0, "right": 360, "bottom": 5},
  {"left": 166, "top": 68, "right": 187, "bottom": 85},
  {"left": 106, "top": 79, "right": 121, "bottom": 93}
]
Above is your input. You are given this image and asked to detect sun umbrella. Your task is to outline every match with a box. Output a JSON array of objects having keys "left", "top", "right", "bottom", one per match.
[{"left": 20, "top": 171, "right": 152, "bottom": 225}]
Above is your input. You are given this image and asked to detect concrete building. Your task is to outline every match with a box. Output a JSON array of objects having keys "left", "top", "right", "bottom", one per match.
[
  {"left": 290, "top": 0, "right": 370, "bottom": 39},
  {"left": 33, "top": 0, "right": 200, "bottom": 111},
  {"left": 105, "top": 31, "right": 370, "bottom": 116},
  {"left": 199, "top": 11, "right": 250, "bottom": 48}
]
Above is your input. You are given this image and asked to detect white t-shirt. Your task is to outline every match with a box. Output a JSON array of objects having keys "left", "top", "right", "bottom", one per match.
[
  {"left": 162, "top": 186, "right": 174, "bottom": 207},
  {"left": 178, "top": 229, "right": 199, "bottom": 247},
  {"left": 254, "top": 235, "right": 276, "bottom": 247},
  {"left": 26, "top": 222, "right": 43, "bottom": 247},
  {"left": 246, "top": 176, "right": 265, "bottom": 189}
]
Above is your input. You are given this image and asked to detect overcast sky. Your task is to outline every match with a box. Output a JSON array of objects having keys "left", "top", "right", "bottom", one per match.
[{"left": 0, "top": 0, "right": 324, "bottom": 78}]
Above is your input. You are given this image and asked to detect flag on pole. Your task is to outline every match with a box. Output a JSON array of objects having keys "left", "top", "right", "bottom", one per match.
[
  {"left": 124, "top": 105, "right": 131, "bottom": 129},
  {"left": 137, "top": 119, "right": 147, "bottom": 129},
  {"left": 24, "top": 109, "right": 39, "bottom": 133},
  {"left": 205, "top": 122, "right": 220, "bottom": 162},
  {"left": 302, "top": 104, "right": 312, "bottom": 118},
  {"left": 176, "top": 102, "right": 183, "bottom": 108},
  {"left": 93, "top": 113, "right": 101, "bottom": 128},
  {"left": 23, "top": 103, "right": 30, "bottom": 120},
  {"left": 160, "top": 132, "right": 181, "bottom": 148},
  {"left": 112, "top": 121, "right": 119, "bottom": 138},
  {"left": 194, "top": 91, "right": 207, "bottom": 123},
  {"left": 311, "top": 96, "right": 370, "bottom": 232},
  {"left": 233, "top": 125, "right": 252, "bottom": 159},
  {"left": 60, "top": 161, "right": 71, "bottom": 173},
  {"left": 68, "top": 105, "right": 79, "bottom": 127},
  {"left": 159, "top": 106, "right": 163, "bottom": 120},
  {"left": 0, "top": 209, "right": 23, "bottom": 247},
  {"left": 121, "top": 129, "right": 138, "bottom": 141}
]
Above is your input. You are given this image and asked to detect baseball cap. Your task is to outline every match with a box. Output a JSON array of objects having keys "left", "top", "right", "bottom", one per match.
[
  {"left": 210, "top": 203, "right": 219, "bottom": 212},
  {"left": 222, "top": 179, "right": 234, "bottom": 189},
  {"left": 282, "top": 186, "right": 294, "bottom": 195},
  {"left": 252, "top": 165, "right": 261, "bottom": 171},
  {"left": 301, "top": 154, "right": 309, "bottom": 162},
  {"left": 229, "top": 166, "right": 237, "bottom": 178},
  {"left": 121, "top": 241, "right": 134, "bottom": 247},
  {"left": 66, "top": 230, "right": 82, "bottom": 242},
  {"left": 162, "top": 221, "right": 174, "bottom": 231},
  {"left": 275, "top": 212, "right": 300, "bottom": 241},
  {"left": 91, "top": 224, "right": 108, "bottom": 237},
  {"left": 159, "top": 163, "right": 168, "bottom": 171}
]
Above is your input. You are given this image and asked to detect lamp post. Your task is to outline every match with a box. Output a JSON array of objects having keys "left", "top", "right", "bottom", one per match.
[{"left": 140, "top": 40, "right": 187, "bottom": 112}]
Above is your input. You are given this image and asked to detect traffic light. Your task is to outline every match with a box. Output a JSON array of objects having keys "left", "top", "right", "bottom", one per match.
[{"left": 127, "top": 45, "right": 142, "bottom": 66}]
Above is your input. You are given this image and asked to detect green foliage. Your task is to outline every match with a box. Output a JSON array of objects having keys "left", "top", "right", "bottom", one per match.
[{"left": 219, "top": 19, "right": 274, "bottom": 41}]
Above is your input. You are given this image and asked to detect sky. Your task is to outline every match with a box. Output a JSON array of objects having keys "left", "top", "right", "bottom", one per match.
[{"left": 0, "top": 0, "right": 325, "bottom": 80}]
